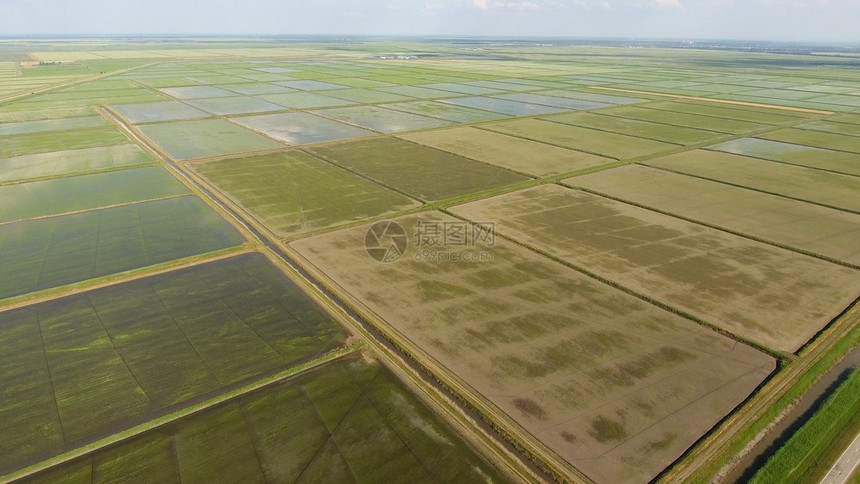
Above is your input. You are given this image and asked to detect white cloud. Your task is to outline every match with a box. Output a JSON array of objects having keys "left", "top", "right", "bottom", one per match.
[
  {"left": 653, "top": 0, "right": 683, "bottom": 8},
  {"left": 472, "top": 0, "right": 541, "bottom": 11}
]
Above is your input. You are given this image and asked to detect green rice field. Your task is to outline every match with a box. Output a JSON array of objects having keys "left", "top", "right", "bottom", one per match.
[
  {"left": 0, "top": 144, "right": 152, "bottom": 184},
  {"left": 0, "top": 196, "right": 244, "bottom": 300},
  {"left": 19, "top": 356, "right": 501, "bottom": 484},
  {"left": 0, "top": 253, "right": 347, "bottom": 474},
  {"left": 192, "top": 150, "right": 419, "bottom": 236},
  {"left": 308, "top": 137, "right": 528, "bottom": 201},
  {"left": 0, "top": 126, "right": 131, "bottom": 158},
  {"left": 0, "top": 167, "right": 189, "bottom": 223},
  {"left": 136, "top": 118, "right": 283, "bottom": 160}
]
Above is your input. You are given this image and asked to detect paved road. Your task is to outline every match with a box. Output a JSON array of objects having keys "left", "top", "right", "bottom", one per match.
[{"left": 821, "top": 432, "right": 860, "bottom": 484}]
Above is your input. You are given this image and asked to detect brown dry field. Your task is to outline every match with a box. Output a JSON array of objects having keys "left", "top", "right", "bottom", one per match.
[
  {"left": 290, "top": 212, "right": 774, "bottom": 484},
  {"left": 399, "top": 126, "right": 612, "bottom": 177},
  {"left": 567, "top": 164, "right": 860, "bottom": 266},
  {"left": 450, "top": 184, "right": 860, "bottom": 353}
]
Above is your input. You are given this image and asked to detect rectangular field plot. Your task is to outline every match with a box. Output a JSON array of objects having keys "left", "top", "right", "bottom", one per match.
[
  {"left": 192, "top": 151, "right": 419, "bottom": 236},
  {"left": 158, "top": 85, "right": 235, "bottom": 99},
  {"left": 0, "top": 253, "right": 346, "bottom": 474},
  {"left": 308, "top": 138, "right": 528, "bottom": 201},
  {"left": 401, "top": 126, "right": 611, "bottom": 177},
  {"left": 374, "top": 84, "right": 461, "bottom": 99},
  {"left": 536, "top": 89, "right": 647, "bottom": 105},
  {"left": 383, "top": 100, "right": 510, "bottom": 123},
  {"left": 312, "top": 105, "right": 453, "bottom": 133},
  {"left": 592, "top": 104, "right": 771, "bottom": 134},
  {"left": 466, "top": 79, "right": 544, "bottom": 92},
  {"left": 183, "top": 96, "right": 286, "bottom": 115},
  {"left": 0, "top": 144, "right": 152, "bottom": 184},
  {"left": 18, "top": 356, "right": 500, "bottom": 484},
  {"left": 256, "top": 91, "right": 356, "bottom": 109},
  {"left": 137, "top": 118, "right": 283, "bottom": 160},
  {"left": 795, "top": 120, "right": 860, "bottom": 137},
  {"left": 830, "top": 113, "right": 860, "bottom": 125},
  {"left": 450, "top": 185, "right": 860, "bottom": 352},
  {"left": 642, "top": 100, "right": 813, "bottom": 125},
  {"left": 275, "top": 79, "right": 349, "bottom": 91},
  {"left": 542, "top": 111, "right": 725, "bottom": 145},
  {"left": 568, "top": 164, "right": 860, "bottom": 265},
  {"left": 290, "top": 213, "right": 774, "bottom": 484},
  {"left": 418, "top": 82, "right": 502, "bottom": 95},
  {"left": 645, "top": 150, "right": 860, "bottom": 212},
  {"left": 324, "top": 88, "right": 413, "bottom": 104},
  {"left": 110, "top": 100, "right": 210, "bottom": 123},
  {"left": 232, "top": 112, "right": 374, "bottom": 145},
  {"left": 0, "top": 106, "right": 95, "bottom": 123},
  {"left": 0, "top": 126, "right": 130, "bottom": 158},
  {"left": 0, "top": 196, "right": 244, "bottom": 300},
  {"left": 440, "top": 96, "right": 566, "bottom": 116},
  {"left": 756, "top": 127, "right": 860, "bottom": 154},
  {"left": 494, "top": 93, "right": 610, "bottom": 110},
  {"left": 0, "top": 166, "right": 188, "bottom": 223},
  {"left": 220, "top": 82, "right": 294, "bottom": 95},
  {"left": 483, "top": 118, "right": 680, "bottom": 159},
  {"left": 708, "top": 138, "right": 860, "bottom": 176},
  {"left": 0, "top": 116, "right": 106, "bottom": 136}
]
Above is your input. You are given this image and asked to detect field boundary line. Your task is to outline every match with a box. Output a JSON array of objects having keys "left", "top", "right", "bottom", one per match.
[
  {"left": 700, "top": 146, "right": 860, "bottom": 179},
  {"left": 440, "top": 207, "right": 784, "bottom": 359},
  {"left": 561, "top": 183, "right": 860, "bottom": 271},
  {"left": 641, "top": 163, "right": 860, "bottom": 216},
  {"left": 0, "top": 193, "right": 190, "bottom": 228},
  {"left": 0, "top": 161, "right": 159, "bottom": 188},
  {"left": 0, "top": 245, "right": 253, "bottom": 313},
  {"left": 0, "top": 346, "right": 361, "bottom": 484},
  {"left": 589, "top": 87, "right": 835, "bottom": 115},
  {"left": 537, "top": 114, "right": 721, "bottom": 146}
]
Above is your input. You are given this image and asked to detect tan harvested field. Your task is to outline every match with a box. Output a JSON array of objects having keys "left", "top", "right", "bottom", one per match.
[
  {"left": 290, "top": 212, "right": 774, "bottom": 484},
  {"left": 644, "top": 150, "right": 860, "bottom": 213},
  {"left": 567, "top": 164, "right": 860, "bottom": 265},
  {"left": 399, "top": 126, "right": 612, "bottom": 177},
  {"left": 450, "top": 184, "right": 860, "bottom": 352}
]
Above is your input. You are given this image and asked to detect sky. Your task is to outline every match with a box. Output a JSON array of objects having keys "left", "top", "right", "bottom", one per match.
[{"left": 2, "top": 0, "right": 859, "bottom": 42}]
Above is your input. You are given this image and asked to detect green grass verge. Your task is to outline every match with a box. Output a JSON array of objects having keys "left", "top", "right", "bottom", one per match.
[{"left": 750, "top": 368, "right": 860, "bottom": 483}]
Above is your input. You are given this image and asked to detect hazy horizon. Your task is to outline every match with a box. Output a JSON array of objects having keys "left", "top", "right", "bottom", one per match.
[{"left": 2, "top": 0, "right": 859, "bottom": 43}]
